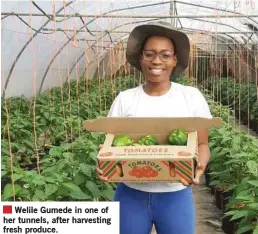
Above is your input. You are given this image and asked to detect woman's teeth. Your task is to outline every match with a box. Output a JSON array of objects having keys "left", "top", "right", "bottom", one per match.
[{"left": 150, "top": 68, "right": 164, "bottom": 74}]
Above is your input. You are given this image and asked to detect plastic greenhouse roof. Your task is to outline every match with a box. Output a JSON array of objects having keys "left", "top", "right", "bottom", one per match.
[{"left": 1, "top": 0, "right": 258, "bottom": 98}]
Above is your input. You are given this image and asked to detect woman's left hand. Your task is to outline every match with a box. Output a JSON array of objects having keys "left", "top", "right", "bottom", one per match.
[
  {"left": 192, "top": 161, "right": 205, "bottom": 185},
  {"left": 180, "top": 158, "right": 205, "bottom": 186}
]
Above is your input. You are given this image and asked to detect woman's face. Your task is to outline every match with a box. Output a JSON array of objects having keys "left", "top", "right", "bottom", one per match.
[{"left": 140, "top": 35, "right": 177, "bottom": 84}]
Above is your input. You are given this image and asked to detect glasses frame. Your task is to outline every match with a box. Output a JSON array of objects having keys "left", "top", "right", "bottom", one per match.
[{"left": 141, "top": 50, "right": 175, "bottom": 63}]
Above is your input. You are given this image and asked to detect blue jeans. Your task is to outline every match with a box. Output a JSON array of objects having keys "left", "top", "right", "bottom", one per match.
[{"left": 114, "top": 183, "right": 195, "bottom": 234}]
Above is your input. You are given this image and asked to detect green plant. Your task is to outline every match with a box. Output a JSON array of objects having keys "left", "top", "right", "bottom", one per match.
[
  {"left": 1, "top": 75, "right": 139, "bottom": 201},
  {"left": 2, "top": 75, "right": 257, "bottom": 234},
  {"left": 201, "top": 77, "right": 258, "bottom": 132}
]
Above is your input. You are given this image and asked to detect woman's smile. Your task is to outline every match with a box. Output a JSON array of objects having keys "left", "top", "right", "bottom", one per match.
[
  {"left": 148, "top": 67, "right": 165, "bottom": 75},
  {"left": 140, "top": 35, "right": 177, "bottom": 84}
]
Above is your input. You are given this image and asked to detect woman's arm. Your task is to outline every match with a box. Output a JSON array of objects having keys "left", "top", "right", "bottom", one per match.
[
  {"left": 190, "top": 87, "right": 213, "bottom": 185},
  {"left": 197, "top": 128, "right": 210, "bottom": 169},
  {"left": 192, "top": 128, "right": 210, "bottom": 184}
]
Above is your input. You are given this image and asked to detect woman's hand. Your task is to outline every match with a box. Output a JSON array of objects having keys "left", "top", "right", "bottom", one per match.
[
  {"left": 96, "top": 144, "right": 109, "bottom": 182},
  {"left": 181, "top": 128, "right": 210, "bottom": 187},
  {"left": 192, "top": 158, "right": 205, "bottom": 185},
  {"left": 180, "top": 158, "right": 205, "bottom": 186},
  {"left": 191, "top": 129, "right": 210, "bottom": 185}
]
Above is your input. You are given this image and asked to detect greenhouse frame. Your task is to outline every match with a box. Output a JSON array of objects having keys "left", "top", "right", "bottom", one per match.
[{"left": 1, "top": 1, "right": 258, "bottom": 234}]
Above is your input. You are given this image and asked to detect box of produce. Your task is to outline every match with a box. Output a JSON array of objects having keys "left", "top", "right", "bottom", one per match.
[{"left": 83, "top": 117, "right": 222, "bottom": 184}]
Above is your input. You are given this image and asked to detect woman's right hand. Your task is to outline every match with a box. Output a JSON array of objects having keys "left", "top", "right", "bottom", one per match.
[{"left": 96, "top": 144, "right": 109, "bottom": 182}]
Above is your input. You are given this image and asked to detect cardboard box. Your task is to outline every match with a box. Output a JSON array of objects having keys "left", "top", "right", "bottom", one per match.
[{"left": 83, "top": 117, "right": 222, "bottom": 184}]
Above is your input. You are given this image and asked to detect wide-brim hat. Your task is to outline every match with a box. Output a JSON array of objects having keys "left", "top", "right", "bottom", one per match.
[{"left": 126, "top": 21, "right": 190, "bottom": 78}]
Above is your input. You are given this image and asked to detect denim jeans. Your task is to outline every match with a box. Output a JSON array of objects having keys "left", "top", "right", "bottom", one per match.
[{"left": 114, "top": 183, "right": 195, "bottom": 234}]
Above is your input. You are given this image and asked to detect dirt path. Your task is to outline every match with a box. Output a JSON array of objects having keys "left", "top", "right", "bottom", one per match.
[
  {"left": 192, "top": 177, "right": 224, "bottom": 234},
  {"left": 151, "top": 177, "right": 224, "bottom": 234}
]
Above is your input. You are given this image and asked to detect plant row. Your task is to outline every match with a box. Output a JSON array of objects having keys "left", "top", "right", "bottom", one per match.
[
  {"left": 177, "top": 76, "right": 258, "bottom": 234},
  {"left": 1, "top": 76, "right": 257, "bottom": 234},
  {"left": 201, "top": 77, "right": 258, "bottom": 134},
  {"left": 1, "top": 76, "right": 138, "bottom": 201}
]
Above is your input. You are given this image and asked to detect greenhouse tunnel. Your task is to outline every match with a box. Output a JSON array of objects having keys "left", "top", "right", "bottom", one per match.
[{"left": 1, "top": 1, "right": 258, "bottom": 234}]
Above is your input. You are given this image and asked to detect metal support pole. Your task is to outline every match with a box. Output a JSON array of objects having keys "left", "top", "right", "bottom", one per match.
[
  {"left": 170, "top": 0, "right": 176, "bottom": 26},
  {"left": 1, "top": 12, "right": 258, "bottom": 18},
  {"left": 42, "top": 28, "right": 257, "bottom": 35}
]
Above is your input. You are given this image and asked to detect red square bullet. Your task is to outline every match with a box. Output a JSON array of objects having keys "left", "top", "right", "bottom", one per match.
[{"left": 3, "top": 205, "right": 12, "bottom": 214}]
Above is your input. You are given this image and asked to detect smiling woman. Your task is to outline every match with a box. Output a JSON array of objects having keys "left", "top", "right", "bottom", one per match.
[
  {"left": 140, "top": 35, "right": 177, "bottom": 90},
  {"left": 96, "top": 21, "right": 213, "bottom": 234}
]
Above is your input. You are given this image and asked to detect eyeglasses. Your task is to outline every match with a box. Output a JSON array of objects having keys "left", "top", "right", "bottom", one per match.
[{"left": 142, "top": 50, "right": 175, "bottom": 62}]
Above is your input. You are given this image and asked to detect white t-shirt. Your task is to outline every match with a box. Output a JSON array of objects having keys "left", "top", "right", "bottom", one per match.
[{"left": 107, "top": 81, "right": 212, "bottom": 193}]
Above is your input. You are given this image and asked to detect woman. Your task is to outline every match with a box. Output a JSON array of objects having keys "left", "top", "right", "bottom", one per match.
[{"left": 97, "top": 21, "right": 212, "bottom": 234}]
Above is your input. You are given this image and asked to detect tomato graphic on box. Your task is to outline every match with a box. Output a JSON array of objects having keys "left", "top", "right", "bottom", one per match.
[
  {"left": 99, "top": 152, "right": 113, "bottom": 157},
  {"left": 129, "top": 166, "right": 159, "bottom": 178},
  {"left": 178, "top": 151, "right": 192, "bottom": 156}
]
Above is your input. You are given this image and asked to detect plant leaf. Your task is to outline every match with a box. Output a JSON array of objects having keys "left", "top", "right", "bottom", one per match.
[
  {"left": 79, "top": 163, "right": 91, "bottom": 177},
  {"left": 89, "top": 151, "right": 97, "bottom": 161},
  {"left": 248, "top": 203, "right": 258, "bottom": 210},
  {"left": 49, "top": 147, "right": 63, "bottom": 157},
  {"left": 22, "top": 139, "right": 35, "bottom": 150},
  {"left": 2, "top": 147, "right": 10, "bottom": 156},
  {"left": 235, "top": 224, "right": 253, "bottom": 234},
  {"left": 246, "top": 161, "right": 258, "bottom": 175},
  {"left": 45, "top": 184, "right": 58, "bottom": 197},
  {"left": 62, "top": 182, "right": 90, "bottom": 200},
  {"left": 209, "top": 180, "right": 220, "bottom": 186},
  {"left": 254, "top": 225, "right": 258, "bottom": 234},
  {"left": 85, "top": 181, "right": 101, "bottom": 198},
  {"left": 69, "top": 190, "right": 90, "bottom": 200},
  {"left": 1, "top": 171, "right": 8, "bottom": 178},
  {"left": 225, "top": 184, "right": 238, "bottom": 192},
  {"left": 44, "top": 177, "right": 57, "bottom": 183},
  {"left": 236, "top": 190, "right": 251, "bottom": 198},
  {"left": 101, "top": 188, "right": 115, "bottom": 201},
  {"left": 55, "top": 131, "right": 67, "bottom": 139},
  {"left": 90, "top": 132, "right": 102, "bottom": 139},
  {"left": 32, "top": 175, "right": 45, "bottom": 186},
  {"left": 3, "top": 184, "right": 22, "bottom": 200},
  {"left": 13, "top": 174, "right": 23, "bottom": 182},
  {"left": 230, "top": 210, "right": 249, "bottom": 221},
  {"left": 33, "top": 189, "right": 46, "bottom": 201},
  {"left": 248, "top": 180, "right": 258, "bottom": 187},
  {"left": 62, "top": 182, "right": 83, "bottom": 193}
]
